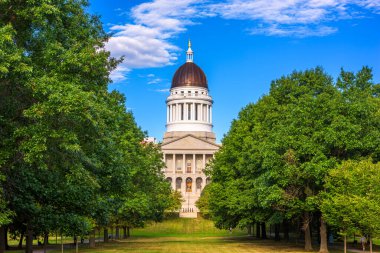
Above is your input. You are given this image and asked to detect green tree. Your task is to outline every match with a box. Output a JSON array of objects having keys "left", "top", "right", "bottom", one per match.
[
  {"left": 321, "top": 160, "right": 380, "bottom": 253},
  {"left": 207, "top": 67, "right": 380, "bottom": 252},
  {"left": 0, "top": 1, "right": 151, "bottom": 252}
]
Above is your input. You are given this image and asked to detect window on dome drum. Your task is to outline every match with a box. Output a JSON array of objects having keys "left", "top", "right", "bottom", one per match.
[
  {"left": 186, "top": 177, "right": 192, "bottom": 192},
  {"left": 176, "top": 177, "right": 182, "bottom": 191},
  {"left": 195, "top": 91, "right": 198, "bottom": 96},
  {"left": 206, "top": 177, "right": 211, "bottom": 185},
  {"left": 181, "top": 104, "right": 184, "bottom": 120},
  {"left": 188, "top": 104, "right": 191, "bottom": 120},
  {"left": 166, "top": 177, "right": 172, "bottom": 184}
]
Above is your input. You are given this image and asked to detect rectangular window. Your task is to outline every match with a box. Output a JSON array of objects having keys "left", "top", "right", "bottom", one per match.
[
  {"left": 181, "top": 104, "right": 184, "bottom": 120},
  {"left": 186, "top": 162, "right": 192, "bottom": 173},
  {"left": 188, "top": 104, "right": 191, "bottom": 120}
]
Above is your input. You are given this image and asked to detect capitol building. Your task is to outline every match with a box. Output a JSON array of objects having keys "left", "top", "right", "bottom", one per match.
[{"left": 161, "top": 41, "right": 220, "bottom": 218}]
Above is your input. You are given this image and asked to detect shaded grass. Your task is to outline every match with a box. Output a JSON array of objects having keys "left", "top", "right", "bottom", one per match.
[
  {"left": 48, "top": 236, "right": 352, "bottom": 253},
  {"left": 5, "top": 218, "right": 377, "bottom": 252}
]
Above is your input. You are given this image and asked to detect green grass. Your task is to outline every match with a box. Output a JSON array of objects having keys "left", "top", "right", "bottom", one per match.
[
  {"left": 131, "top": 217, "right": 246, "bottom": 237},
  {"left": 5, "top": 218, "right": 378, "bottom": 253}
]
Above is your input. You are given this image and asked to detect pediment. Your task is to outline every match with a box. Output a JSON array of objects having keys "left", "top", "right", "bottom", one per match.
[{"left": 161, "top": 134, "right": 220, "bottom": 151}]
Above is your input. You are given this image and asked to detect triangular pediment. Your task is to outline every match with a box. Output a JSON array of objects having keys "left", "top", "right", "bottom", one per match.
[{"left": 161, "top": 134, "right": 220, "bottom": 151}]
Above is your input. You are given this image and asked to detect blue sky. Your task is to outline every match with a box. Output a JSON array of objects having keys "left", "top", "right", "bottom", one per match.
[{"left": 89, "top": 0, "right": 380, "bottom": 142}]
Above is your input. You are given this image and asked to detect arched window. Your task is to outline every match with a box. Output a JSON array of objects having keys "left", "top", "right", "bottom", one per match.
[
  {"left": 186, "top": 177, "right": 192, "bottom": 192},
  {"left": 176, "top": 177, "right": 182, "bottom": 191},
  {"left": 196, "top": 177, "right": 202, "bottom": 191},
  {"left": 166, "top": 177, "right": 172, "bottom": 184}
]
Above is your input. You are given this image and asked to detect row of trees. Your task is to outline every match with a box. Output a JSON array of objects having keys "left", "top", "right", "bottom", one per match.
[
  {"left": 200, "top": 67, "right": 380, "bottom": 253},
  {"left": 0, "top": 1, "right": 179, "bottom": 253}
]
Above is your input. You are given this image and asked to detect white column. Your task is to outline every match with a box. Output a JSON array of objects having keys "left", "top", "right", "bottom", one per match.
[
  {"left": 183, "top": 154, "right": 186, "bottom": 173},
  {"left": 173, "top": 154, "right": 176, "bottom": 174},
  {"left": 203, "top": 154, "right": 206, "bottom": 171},
  {"left": 177, "top": 103, "right": 181, "bottom": 121},
  {"left": 173, "top": 104, "right": 178, "bottom": 121},
  {"left": 167, "top": 105, "right": 169, "bottom": 123},
  {"left": 193, "top": 154, "right": 196, "bottom": 174},
  {"left": 191, "top": 103, "right": 195, "bottom": 121},
  {"left": 206, "top": 105, "right": 209, "bottom": 123},
  {"left": 201, "top": 104, "right": 204, "bottom": 122},
  {"left": 210, "top": 106, "right": 212, "bottom": 124}
]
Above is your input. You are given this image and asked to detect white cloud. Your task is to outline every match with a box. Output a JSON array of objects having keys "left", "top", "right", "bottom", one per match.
[
  {"left": 155, "top": 88, "right": 170, "bottom": 93},
  {"left": 210, "top": 0, "right": 380, "bottom": 36},
  {"left": 107, "top": 0, "right": 380, "bottom": 81},
  {"left": 106, "top": 0, "right": 210, "bottom": 83}
]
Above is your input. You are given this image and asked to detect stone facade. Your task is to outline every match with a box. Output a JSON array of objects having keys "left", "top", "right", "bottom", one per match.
[{"left": 161, "top": 41, "right": 220, "bottom": 218}]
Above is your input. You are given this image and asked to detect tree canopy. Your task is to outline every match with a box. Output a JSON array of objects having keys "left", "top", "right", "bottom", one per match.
[
  {"left": 0, "top": 1, "right": 171, "bottom": 252},
  {"left": 205, "top": 66, "right": 380, "bottom": 252}
]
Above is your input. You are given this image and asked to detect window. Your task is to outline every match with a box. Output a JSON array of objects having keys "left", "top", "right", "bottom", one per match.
[
  {"left": 181, "top": 104, "right": 184, "bottom": 120},
  {"left": 196, "top": 178, "right": 202, "bottom": 191},
  {"left": 186, "top": 178, "right": 192, "bottom": 192},
  {"left": 188, "top": 104, "right": 191, "bottom": 120},
  {"left": 186, "top": 161, "right": 192, "bottom": 173},
  {"left": 176, "top": 178, "right": 182, "bottom": 190}
]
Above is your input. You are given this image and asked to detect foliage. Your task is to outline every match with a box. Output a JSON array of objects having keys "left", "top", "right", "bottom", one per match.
[
  {"left": 0, "top": 0, "right": 171, "bottom": 250},
  {"left": 206, "top": 66, "right": 380, "bottom": 250},
  {"left": 321, "top": 160, "right": 380, "bottom": 237}
]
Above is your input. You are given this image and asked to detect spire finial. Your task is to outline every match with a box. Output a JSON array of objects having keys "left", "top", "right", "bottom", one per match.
[{"left": 186, "top": 39, "right": 193, "bottom": 63}]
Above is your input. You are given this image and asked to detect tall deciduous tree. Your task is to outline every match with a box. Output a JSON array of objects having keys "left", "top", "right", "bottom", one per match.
[
  {"left": 321, "top": 160, "right": 380, "bottom": 253},
  {"left": 0, "top": 1, "right": 170, "bottom": 252},
  {"left": 207, "top": 67, "right": 380, "bottom": 252}
]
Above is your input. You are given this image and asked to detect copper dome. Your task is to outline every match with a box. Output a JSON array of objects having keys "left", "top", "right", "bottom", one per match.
[{"left": 171, "top": 62, "right": 208, "bottom": 89}]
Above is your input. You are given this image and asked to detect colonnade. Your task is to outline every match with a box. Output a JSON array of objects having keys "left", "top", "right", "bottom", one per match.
[
  {"left": 163, "top": 153, "right": 213, "bottom": 174},
  {"left": 167, "top": 102, "right": 212, "bottom": 123}
]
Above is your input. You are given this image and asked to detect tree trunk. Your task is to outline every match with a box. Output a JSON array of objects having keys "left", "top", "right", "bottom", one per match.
[
  {"left": 370, "top": 236, "right": 373, "bottom": 253},
  {"left": 115, "top": 226, "right": 119, "bottom": 240},
  {"left": 75, "top": 238, "right": 78, "bottom": 253},
  {"left": 25, "top": 227, "right": 33, "bottom": 253},
  {"left": 18, "top": 232, "right": 24, "bottom": 249},
  {"left": 127, "top": 227, "right": 130, "bottom": 238},
  {"left": 256, "top": 223, "right": 261, "bottom": 239},
  {"left": 283, "top": 220, "right": 289, "bottom": 242},
  {"left": 0, "top": 226, "right": 5, "bottom": 253},
  {"left": 89, "top": 229, "right": 95, "bottom": 248},
  {"left": 123, "top": 226, "right": 127, "bottom": 239},
  {"left": 103, "top": 228, "right": 108, "bottom": 243},
  {"left": 43, "top": 232, "right": 48, "bottom": 253},
  {"left": 319, "top": 218, "right": 328, "bottom": 253},
  {"left": 261, "top": 223, "right": 267, "bottom": 239},
  {"left": 344, "top": 235, "right": 346, "bottom": 253},
  {"left": 247, "top": 225, "right": 252, "bottom": 235},
  {"left": 275, "top": 224, "right": 280, "bottom": 241},
  {"left": 303, "top": 213, "right": 313, "bottom": 251},
  {"left": 61, "top": 232, "right": 63, "bottom": 253}
]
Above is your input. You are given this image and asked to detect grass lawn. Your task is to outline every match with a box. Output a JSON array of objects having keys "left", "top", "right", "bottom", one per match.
[{"left": 6, "top": 218, "right": 377, "bottom": 253}]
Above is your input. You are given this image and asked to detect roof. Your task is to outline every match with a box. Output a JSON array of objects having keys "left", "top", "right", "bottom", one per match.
[{"left": 171, "top": 62, "right": 208, "bottom": 89}]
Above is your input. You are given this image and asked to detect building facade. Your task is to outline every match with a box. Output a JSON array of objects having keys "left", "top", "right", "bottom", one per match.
[{"left": 161, "top": 41, "right": 220, "bottom": 218}]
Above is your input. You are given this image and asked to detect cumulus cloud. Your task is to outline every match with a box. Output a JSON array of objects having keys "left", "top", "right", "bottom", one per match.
[
  {"left": 106, "top": 0, "right": 380, "bottom": 82},
  {"left": 106, "top": 0, "right": 210, "bottom": 82}
]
